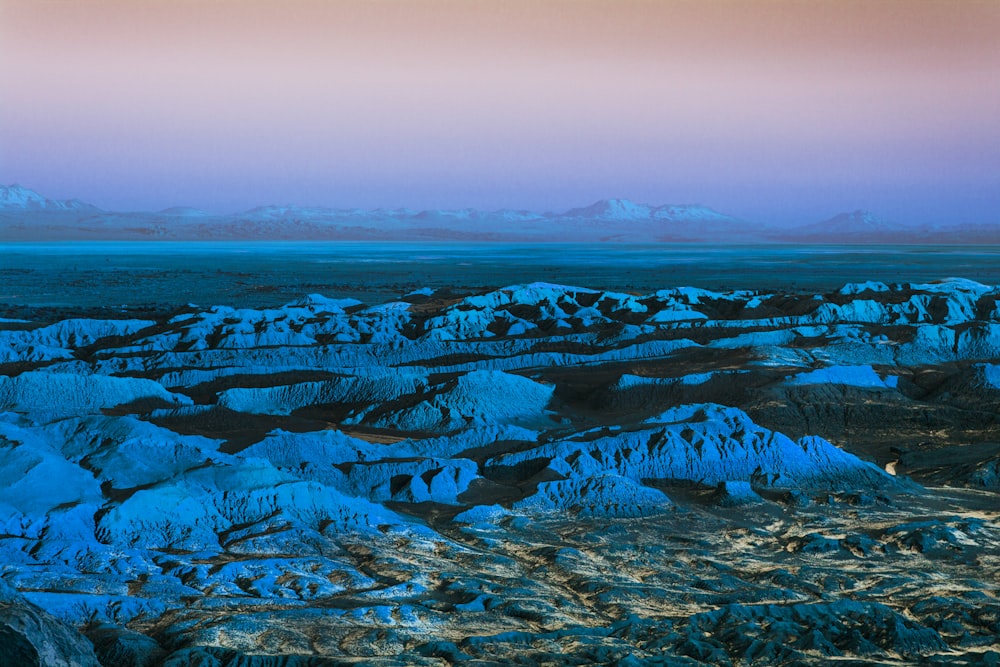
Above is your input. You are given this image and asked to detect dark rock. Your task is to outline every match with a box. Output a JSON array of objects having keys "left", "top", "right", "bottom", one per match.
[
  {"left": 0, "top": 598, "right": 100, "bottom": 667},
  {"left": 85, "top": 623, "right": 165, "bottom": 667}
]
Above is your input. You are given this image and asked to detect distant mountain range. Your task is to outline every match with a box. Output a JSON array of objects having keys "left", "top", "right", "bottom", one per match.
[
  {"left": 0, "top": 184, "right": 995, "bottom": 243},
  {"left": 0, "top": 183, "right": 98, "bottom": 212}
]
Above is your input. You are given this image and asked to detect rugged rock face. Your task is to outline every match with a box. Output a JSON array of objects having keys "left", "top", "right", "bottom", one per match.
[
  {"left": 0, "top": 591, "right": 101, "bottom": 667},
  {"left": 1, "top": 280, "right": 999, "bottom": 664},
  {"left": 84, "top": 624, "right": 166, "bottom": 667}
]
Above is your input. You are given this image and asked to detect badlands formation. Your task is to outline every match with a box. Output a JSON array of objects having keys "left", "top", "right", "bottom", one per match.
[{"left": 1, "top": 280, "right": 999, "bottom": 665}]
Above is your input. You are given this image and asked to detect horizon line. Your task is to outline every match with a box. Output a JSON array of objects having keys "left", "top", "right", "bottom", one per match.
[{"left": 0, "top": 182, "right": 906, "bottom": 227}]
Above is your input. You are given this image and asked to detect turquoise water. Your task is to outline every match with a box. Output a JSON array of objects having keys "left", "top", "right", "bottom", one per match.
[{"left": 3, "top": 241, "right": 1000, "bottom": 307}]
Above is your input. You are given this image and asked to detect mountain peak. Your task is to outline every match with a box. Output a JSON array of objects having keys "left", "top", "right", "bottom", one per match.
[
  {"left": 820, "top": 209, "right": 901, "bottom": 231},
  {"left": 0, "top": 184, "right": 98, "bottom": 212},
  {"left": 649, "top": 204, "right": 738, "bottom": 223},
  {"left": 564, "top": 199, "right": 652, "bottom": 220},
  {"left": 563, "top": 199, "right": 738, "bottom": 224},
  {"left": 0, "top": 184, "right": 47, "bottom": 208}
]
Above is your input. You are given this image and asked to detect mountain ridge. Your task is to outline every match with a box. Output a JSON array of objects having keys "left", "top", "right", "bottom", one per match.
[
  {"left": 1, "top": 184, "right": 995, "bottom": 243},
  {"left": 799, "top": 209, "right": 904, "bottom": 234},
  {"left": 0, "top": 186, "right": 740, "bottom": 224},
  {"left": 0, "top": 183, "right": 99, "bottom": 212}
]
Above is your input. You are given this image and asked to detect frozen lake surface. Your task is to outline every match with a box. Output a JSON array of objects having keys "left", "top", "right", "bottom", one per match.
[{"left": 5, "top": 241, "right": 1000, "bottom": 307}]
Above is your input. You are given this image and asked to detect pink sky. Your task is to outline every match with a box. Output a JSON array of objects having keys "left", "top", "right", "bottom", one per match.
[{"left": 1, "top": 0, "right": 998, "bottom": 224}]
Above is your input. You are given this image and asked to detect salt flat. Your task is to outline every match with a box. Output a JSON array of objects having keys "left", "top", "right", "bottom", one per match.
[{"left": 5, "top": 242, "right": 1000, "bottom": 307}]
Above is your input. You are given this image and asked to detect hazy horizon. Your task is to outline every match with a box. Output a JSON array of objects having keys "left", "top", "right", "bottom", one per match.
[
  {"left": 2, "top": 181, "right": 976, "bottom": 230},
  {"left": 2, "top": 1, "right": 999, "bottom": 227}
]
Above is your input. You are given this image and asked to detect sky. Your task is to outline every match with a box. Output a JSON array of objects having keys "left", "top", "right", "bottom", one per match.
[{"left": 1, "top": 0, "right": 999, "bottom": 226}]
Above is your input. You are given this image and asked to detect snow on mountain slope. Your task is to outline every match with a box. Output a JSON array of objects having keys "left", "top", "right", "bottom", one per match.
[
  {"left": 13, "top": 183, "right": 986, "bottom": 245},
  {"left": 563, "top": 198, "right": 738, "bottom": 223},
  {"left": 0, "top": 184, "right": 98, "bottom": 211},
  {"left": 563, "top": 198, "right": 655, "bottom": 220},
  {"left": 6, "top": 183, "right": 999, "bottom": 244},
  {"left": 0, "top": 184, "right": 759, "bottom": 241}
]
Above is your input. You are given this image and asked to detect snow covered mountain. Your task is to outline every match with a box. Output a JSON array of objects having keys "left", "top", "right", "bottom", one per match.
[
  {"left": 0, "top": 185, "right": 760, "bottom": 241},
  {"left": 2, "top": 184, "right": 994, "bottom": 243},
  {"left": 0, "top": 184, "right": 98, "bottom": 211},
  {"left": 563, "top": 198, "right": 656, "bottom": 220},
  {"left": 563, "top": 198, "right": 739, "bottom": 223}
]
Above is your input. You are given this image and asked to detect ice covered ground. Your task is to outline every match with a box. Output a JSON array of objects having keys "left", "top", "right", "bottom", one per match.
[{"left": 1, "top": 280, "right": 999, "bottom": 665}]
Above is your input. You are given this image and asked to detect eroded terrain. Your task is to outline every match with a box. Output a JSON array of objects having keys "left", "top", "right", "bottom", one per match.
[{"left": 1, "top": 279, "right": 999, "bottom": 665}]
